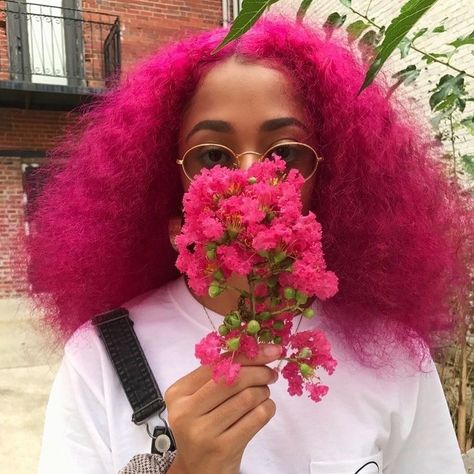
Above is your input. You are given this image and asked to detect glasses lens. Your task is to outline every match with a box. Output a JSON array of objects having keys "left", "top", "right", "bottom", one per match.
[
  {"left": 183, "top": 145, "right": 236, "bottom": 179},
  {"left": 265, "top": 143, "right": 317, "bottom": 179}
]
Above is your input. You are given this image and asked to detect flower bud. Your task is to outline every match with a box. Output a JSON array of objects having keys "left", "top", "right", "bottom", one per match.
[
  {"left": 299, "top": 363, "right": 314, "bottom": 379},
  {"left": 298, "top": 347, "right": 312, "bottom": 359},
  {"left": 273, "top": 250, "right": 287, "bottom": 264},
  {"left": 258, "top": 330, "right": 273, "bottom": 343},
  {"left": 206, "top": 242, "right": 217, "bottom": 251},
  {"left": 224, "top": 312, "right": 241, "bottom": 329},
  {"left": 226, "top": 337, "right": 240, "bottom": 351},
  {"left": 208, "top": 283, "right": 222, "bottom": 298},
  {"left": 273, "top": 321, "right": 285, "bottom": 331},
  {"left": 270, "top": 296, "right": 281, "bottom": 307},
  {"left": 265, "top": 211, "right": 275, "bottom": 222},
  {"left": 213, "top": 269, "right": 225, "bottom": 281},
  {"left": 296, "top": 291, "right": 308, "bottom": 305},
  {"left": 303, "top": 307, "right": 315, "bottom": 319},
  {"left": 267, "top": 276, "right": 278, "bottom": 288},
  {"left": 273, "top": 336, "right": 282, "bottom": 345},
  {"left": 246, "top": 320, "right": 261, "bottom": 335},
  {"left": 248, "top": 176, "right": 257, "bottom": 184},
  {"left": 206, "top": 248, "right": 216, "bottom": 260},
  {"left": 257, "top": 311, "right": 272, "bottom": 321},
  {"left": 283, "top": 287, "right": 296, "bottom": 300},
  {"left": 218, "top": 324, "right": 229, "bottom": 336},
  {"left": 227, "top": 228, "right": 239, "bottom": 240}
]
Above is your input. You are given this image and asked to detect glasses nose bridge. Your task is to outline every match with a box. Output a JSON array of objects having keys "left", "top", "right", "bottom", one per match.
[{"left": 234, "top": 150, "right": 263, "bottom": 170}]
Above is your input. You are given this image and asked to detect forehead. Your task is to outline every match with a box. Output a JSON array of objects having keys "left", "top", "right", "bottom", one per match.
[{"left": 180, "top": 57, "right": 303, "bottom": 138}]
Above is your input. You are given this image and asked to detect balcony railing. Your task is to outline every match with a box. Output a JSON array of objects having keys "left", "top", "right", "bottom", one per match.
[{"left": 1, "top": 1, "right": 121, "bottom": 89}]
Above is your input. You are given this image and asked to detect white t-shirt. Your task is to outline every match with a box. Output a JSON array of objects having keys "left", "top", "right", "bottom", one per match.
[{"left": 38, "top": 277, "right": 464, "bottom": 474}]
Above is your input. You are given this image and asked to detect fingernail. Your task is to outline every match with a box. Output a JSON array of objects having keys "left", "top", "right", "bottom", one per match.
[
  {"left": 270, "top": 369, "right": 279, "bottom": 383},
  {"left": 263, "top": 344, "right": 282, "bottom": 357}
]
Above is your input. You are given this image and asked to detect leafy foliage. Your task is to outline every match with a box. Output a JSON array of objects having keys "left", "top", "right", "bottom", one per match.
[
  {"left": 323, "top": 12, "right": 347, "bottom": 30},
  {"left": 392, "top": 65, "right": 420, "bottom": 86},
  {"left": 359, "top": 0, "right": 439, "bottom": 92},
  {"left": 461, "top": 155, "right": 474, "bottom": 178},
  {"left": 296, "top": 0, "right": 314, "bottom": 22},
  {"left": 430, "top": 74, "right": 467, "bottom": 112},
  {"left": 213, "top": 0, "right": 278, "bottom": 53},
  {"left": 346, "top": 20, "right": 370, "bottom": 41},
  {"left": 449, "top": 30, "right": 474, "bottom": 48}
]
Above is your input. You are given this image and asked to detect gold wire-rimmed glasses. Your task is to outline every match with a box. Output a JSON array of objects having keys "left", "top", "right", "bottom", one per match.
[{"left": 176, "top": 142, "right": 323, "bottom": 181}]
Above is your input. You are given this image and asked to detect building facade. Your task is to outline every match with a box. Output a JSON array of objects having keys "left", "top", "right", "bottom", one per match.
[{"left": 0, "top": 0, "right": 233, "bottom": 297}]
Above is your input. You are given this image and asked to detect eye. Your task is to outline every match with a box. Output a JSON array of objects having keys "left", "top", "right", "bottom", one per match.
[
  {"left": 266, "top": 143, "right": 299, "bottom": 164},
  {"left": 198, "top": 146, "right": 234, "bottom": 168}
]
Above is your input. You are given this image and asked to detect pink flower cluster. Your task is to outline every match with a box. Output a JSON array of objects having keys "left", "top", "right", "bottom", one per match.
[
  {"left": 282, "top": 330, "right": 337, "bottom": 402},
  {"left": 176, "top": 157, "right": 339, "bottom": 402}
]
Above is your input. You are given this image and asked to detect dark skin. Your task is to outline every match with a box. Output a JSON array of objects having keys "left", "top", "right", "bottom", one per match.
[{"left": 166, "top": 58, "right": 317, "bottom": 474}]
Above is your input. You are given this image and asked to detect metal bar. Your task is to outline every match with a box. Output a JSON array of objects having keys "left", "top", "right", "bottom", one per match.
[{"left": 1, "top": 3, "right": 120, "bottom": 85}]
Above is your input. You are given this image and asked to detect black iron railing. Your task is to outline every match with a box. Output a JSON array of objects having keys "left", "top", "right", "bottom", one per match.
[{"left": 1, "top": 1, "right": 121, "bottom": 88}]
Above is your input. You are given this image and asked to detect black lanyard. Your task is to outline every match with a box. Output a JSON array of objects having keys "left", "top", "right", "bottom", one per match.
[{"left": 93, "top": 308, "right": 176, "bottom": 454}]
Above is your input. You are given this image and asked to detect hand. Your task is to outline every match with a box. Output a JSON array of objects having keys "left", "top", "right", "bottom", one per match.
[{"left": 165, "top": 344, "right": 282, "bottom": 474}]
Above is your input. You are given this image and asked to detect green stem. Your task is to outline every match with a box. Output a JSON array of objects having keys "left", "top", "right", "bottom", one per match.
[
  {"left": 270, "top": 305, "right": 298, "bottom": 316},
  {"left": 223, "top": 283, "right": 247, "bottom": 295},
  {"left": 410, "top": 45, "right": 473, "bottom": 79},
  {"left": 249, "top": 276, "right": 256, "bottom": 318},
  {"left": 349, "top": 7, "right": 380, "bottom": 29},
  {"left": 365, "top": 0, "right": 373, "bottom": 17}
]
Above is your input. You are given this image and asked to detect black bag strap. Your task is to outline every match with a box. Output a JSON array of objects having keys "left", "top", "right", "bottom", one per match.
[{"left": 92, "top": 307, "right": 165, "bottom": 425}]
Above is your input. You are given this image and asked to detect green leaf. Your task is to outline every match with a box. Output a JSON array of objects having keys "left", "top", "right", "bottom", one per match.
[
  {"left": 346, "top": 20, "right": 370, "bottom": 40},
  {"left": 392, "top": 64, "right": 420, "bottom": 85},
  {"left": 460, "top": 155, "right": 474, "bottom": 179},
  {"left": 397, "top": 27, "right": 429, "bottom": 60},
  {"left": 429, "top": 74, "right": 466, "bottom": 112},
  {"left": 412, "top": 27, "right": 428, "bottom": 41},
  {"left": 460, "top": 115, "right": 474, "bottom": 135},
  {"left": 339, "top": 0, "right": 351, "bottom": 6},
  {"left": 422, "top": 52, "right": 449, "bottom": 64},
  {"left": 432, "top": 24, "right": 445, "bottom": 33},
  {"left": 213, "top": 0, "right": 278, "bottom": 53},
  {"left": 297, "top": 0, "right": 314, "bottom": 21},
  {"left": 359, "top": 29, "right": 379, "bottom": 48},
  {"left": 449, "top": 30, "right": 474, "bottom": 49},
  {"left": 324, "top": 12, "right": 347, "bottom": 29},
  {"left": 398, "top": 37, "right": 412, "bottom": 58},
  {"left": 359, "top": 0, "right": 440, "bottom": 93}
]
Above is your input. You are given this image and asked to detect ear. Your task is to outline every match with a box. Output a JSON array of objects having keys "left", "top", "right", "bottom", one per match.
[{"left": 168, "top": 215, "right": 183, "bottom": 251}]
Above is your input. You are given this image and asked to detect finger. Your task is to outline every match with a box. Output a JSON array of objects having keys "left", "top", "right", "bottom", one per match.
[
  {"left": 165, "top": 364, "right": 213, "bottom": 402},
  {"left": 206, "top": 386, "right": 271, "bottom": 435},
  {"left": 191, "top": 366, "right": 277, "bottom": 415},
  {"left": 222, "top": 398, "right": 276, "bottom": 449},
  {"left": 233, "top": 344, "right": 283, "bottom": 366},
  {"left": 168, "top": 344, "right": 282, "bottom": 398}
]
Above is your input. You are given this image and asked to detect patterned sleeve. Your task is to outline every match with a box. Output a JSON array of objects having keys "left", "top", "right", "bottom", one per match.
[{"left": 118, "top": 452, "right": 177, "bottom": 474}]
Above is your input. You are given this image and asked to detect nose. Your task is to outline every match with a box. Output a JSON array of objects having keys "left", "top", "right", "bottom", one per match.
[{"left": 237, "top": 151, "right": 261, "bottom": 171}]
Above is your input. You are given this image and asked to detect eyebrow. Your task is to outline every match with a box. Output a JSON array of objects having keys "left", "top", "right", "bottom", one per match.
[{"left": 186, "top": 117, "right": 308, "bottom": 140}]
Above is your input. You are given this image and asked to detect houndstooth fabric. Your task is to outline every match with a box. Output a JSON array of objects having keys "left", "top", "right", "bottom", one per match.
[{"left": 118, "top": 451, "right": 177, "bottom": 474}]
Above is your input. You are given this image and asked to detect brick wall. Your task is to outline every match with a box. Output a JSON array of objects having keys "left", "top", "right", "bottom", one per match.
[
  {"left": 0, "top": 157, "right": 25, "bottom": 297},
  {"left": 82, "top": 0, "right": 223, "bottom": 72},
  {"left": 0, "top": 0, "right": 222, "bottom": 297},
  {"left": 0, "top": 109, "right": 75, "bottom": 151}
]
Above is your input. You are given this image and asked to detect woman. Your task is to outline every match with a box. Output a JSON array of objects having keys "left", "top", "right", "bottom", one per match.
[{"left": 31, "top": 18, "right": 470, "bottom": 474}]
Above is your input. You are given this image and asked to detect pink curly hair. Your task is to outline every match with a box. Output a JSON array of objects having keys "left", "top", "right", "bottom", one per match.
[{"left": 26, "top": 18, "right": 471, "bottom": 366}]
